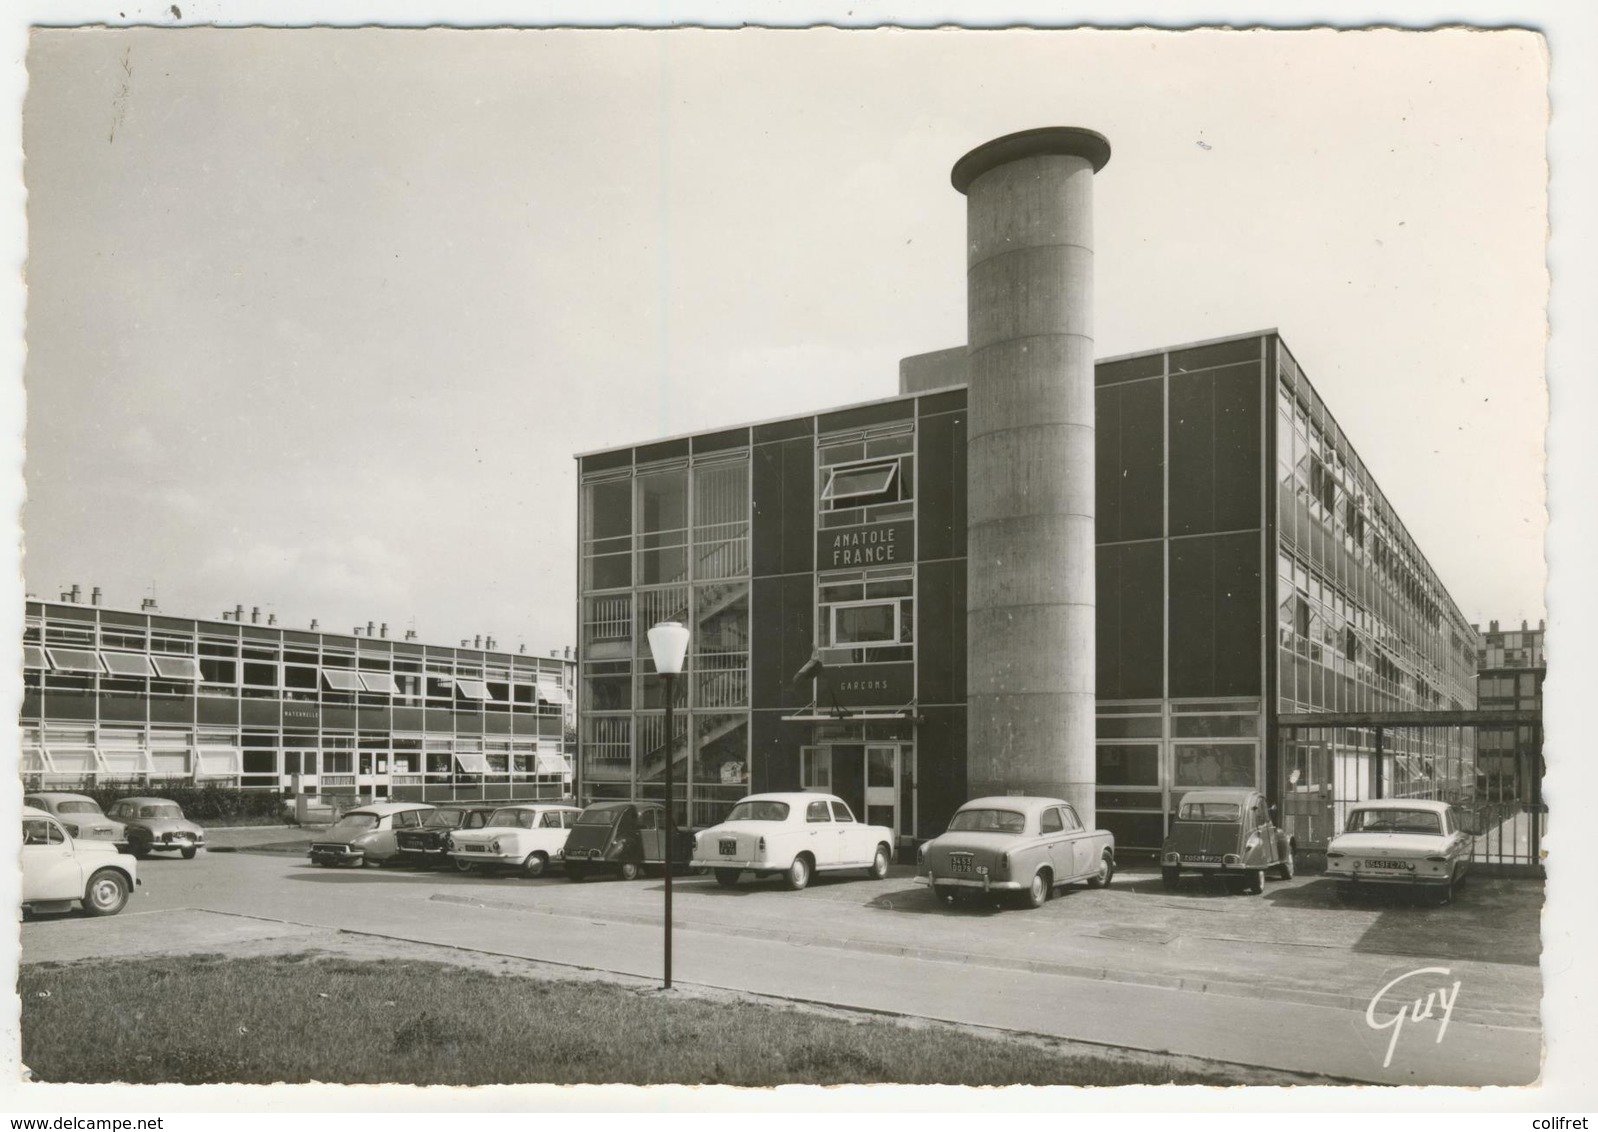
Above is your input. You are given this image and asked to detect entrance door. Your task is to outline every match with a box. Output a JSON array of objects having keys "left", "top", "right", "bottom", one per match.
[
  {"left": 864, "top": 745, "right": 898, "bottom": 835},
  {"left": 830, "top": 744, "right": 865, "bottom": 827}
]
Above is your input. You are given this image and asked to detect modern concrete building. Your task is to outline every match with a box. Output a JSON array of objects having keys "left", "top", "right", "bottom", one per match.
[
  {"left": 572, "top": 127, "right": 1479, "bottom": 854},
  {"left": 1473, "top": 618, "right": 1545, "bottom": 812},
  {"left": 20, "top": 590, "right": 576, "bottom": 803}
]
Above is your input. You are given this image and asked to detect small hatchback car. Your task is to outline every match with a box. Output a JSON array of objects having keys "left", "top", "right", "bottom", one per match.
[
  {"left": 564, "top": 800, "right": 697, "bottom": 882},
  {"left": 22, "top": 805, "right": 139, "bottom": 917},
  {"left": 106, "top": 796, "right": 207, "bottom": 860},
  {"left": 1325, "top": 798, "right": 1472, "bottom": 904},
  {"left": 1160, "top": 788, "right": 1294, "bottom": 894}
]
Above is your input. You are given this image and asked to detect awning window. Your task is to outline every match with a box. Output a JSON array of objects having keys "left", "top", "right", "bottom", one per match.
[
  {"left": 102, "top": 652, "right": 158, "bottom": 677},
  {"left": 20, "top": 748, "right": 51, "bottom": 773},
  {"left": 45, "top": 748, "right": 98, "bottom": 774},
  {"left": 45, "top": 648, "right": 104, "bottom": 674},
  {"left": 149, "top": 750, "right": 191, "bottom": 774},
  {"left": 99, "top": 748, "right": 155, "bottom": 775},
  {"left": 358, "top": 672, "right": 401, "bottom": 694},
  {"left": 321, "top": 669, "right": 364, "bottom": 692},
  {"left": 455, "top": 679, "right": 491, "bottom": 701},
  {"left": 536, "top": 679, "right": 571, "bottom": 705},
  {"left": 454, "top": 751, "right": 490, "bottom": 774},
  {"left": 196, "top": 748, "right": 242, "bottom": 776},
  {"left": 534, "top": 751, "right": 569, "bottom": 775},
  {"left": 821, "top": 462, "right": 897, "bottom": 504},
  {"left": 151, "top": 656, "right": 203, "bottom": 681},
  {"left": 24, "top": 646, "right": 50, "bottom": 670}
]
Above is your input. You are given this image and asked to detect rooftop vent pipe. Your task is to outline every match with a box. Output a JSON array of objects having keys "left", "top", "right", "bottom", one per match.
[
  {"left": 252, "top": 606, "right": 261, "bottom": 624},
  {"left": 91, "top": 587, "right": 102, "bottom": 606},
  {"left": 310, "top": 619, "right": 320, "bottom": 631}
]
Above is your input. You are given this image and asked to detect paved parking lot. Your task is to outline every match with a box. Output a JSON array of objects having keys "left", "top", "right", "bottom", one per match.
[{"left": 20, "top": 839, "right": 1545, "bottom": 1084}]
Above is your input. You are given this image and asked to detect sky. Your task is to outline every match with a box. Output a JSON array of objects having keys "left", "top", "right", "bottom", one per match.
[{"left": 17, "top": 26, "right": 1550, "bottom": 652}]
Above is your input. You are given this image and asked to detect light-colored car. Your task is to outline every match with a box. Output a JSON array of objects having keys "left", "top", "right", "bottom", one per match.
[
  {"left": 24, "top": 792, "right": 127, "bottom": 849},
  {"left": 1325, "top": 798, "right": 1473, "bottom": 904},
  {"left": 448, "top": 804, "right": 584, "bottom": 877},
  {"left": 21, "top": 805, "right": 139, "bottom": 917},
  {"left": 690, "top": 792, "right": 894, "bottom": 891},
  {"left": 106, "top": 796, "right": 207, "bottom": 860},
  {"left": 307, "top": 802, "right": 435, "bottom": 867},
  {"left": 917, "top": 796, "right": 1116, "bottom": 909}
]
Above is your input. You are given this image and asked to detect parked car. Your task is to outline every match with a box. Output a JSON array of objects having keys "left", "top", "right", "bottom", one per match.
[
  {"left": 392, "top": 804, "right": 499, "bottom": 868},
  {"left": 24, "top": 792, "right": 127, "bottom": 849},
  {"left": 448, "top": 803, "right": 584, "bottom": 877},
  {"left": 916, "top": 796, "right": 1115, "bottom": 909},
  {"left": 1160, "top": 788, "right": 1294, "bottom": 894},
  {"left": 690, "top": 792, "right": 894, "bottom": 892},
  {"left": 106, "top": 796, "right": 208, "bottom": 860},
  {"left": 308, "top": 802, "right": 435, "bottom": 867},
  {"left": 21, "top": 805, "right": 139, "bottom": 917},
  {"left": 1325, "top": 798, "right": 1472, "bottom": 904},
  {"left": 563, "top": 800, "right": 696, "bottom": 882}
]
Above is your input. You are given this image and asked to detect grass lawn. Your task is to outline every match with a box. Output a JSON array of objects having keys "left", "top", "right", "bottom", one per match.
[{"left": 21, "top": 952, "right": 1284, "bottom": 1087}]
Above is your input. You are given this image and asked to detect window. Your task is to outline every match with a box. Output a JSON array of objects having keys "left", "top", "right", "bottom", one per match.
[
  {"left": 23, "top": 645, "right": 49, "bottom": 670},
  {"left": 821, "top": 461, "right": 898, "bottom": 508},
  {"left": 455, "top": 679, "right": 491, "bottom": 702},
  {"left": 454, "top": 751, "right": 490, "bottom": 774},
  {"left": 23, "top": 819, "right": 64, "bottom": 846},
  {"left": 539, "top": 811, "right": 564, "bottom": 829},
  {"left": 46, "top": 648, "right": 103, "bottom": 673},
  {"left": 1059, "top": 806, "right": 1084, "bottom": 833},
  {"left": 359, "top": 673, "right": 400, "bottom": 694},
  {"left": 102, "top": 652, "right": 156, "bottom": 677},
  {"left": 1040, "top": 808, "right": 1064, "bottom": 834},
  {"left": 150, "top": 656, "right": 202, "bottom": 681},
  {"left": 322, "top": 670, "right": 363, "bottom": 692},
  {"left": 806, "top": 800, "right": 832, "bottom": 823},
  {"left": 830, "top": 800, "right": 855, "bottom": 823},
  {"left": 831, "top": 602, "right": 900, "bottom": 646}
]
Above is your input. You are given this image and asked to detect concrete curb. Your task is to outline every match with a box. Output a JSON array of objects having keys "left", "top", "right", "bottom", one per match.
[{"left": 428, "top": 891, "right": 1541, "bottom": 1032}]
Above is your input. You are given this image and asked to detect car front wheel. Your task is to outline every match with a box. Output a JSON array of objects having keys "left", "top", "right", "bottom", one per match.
[
  {"left": 1160, "top": 866, "right": 1180, "bottom": 889},
  {"left": 618, "top": 861, "right": 642, "bottom": 882},
  {"left": 1274, "top": 852, "right": 1295, "bottom": 881},
  {"left": 784, "top": 855, "right": 812, "bottom": 891},
  {"left": 522, "top": 852, "right": 548, "bottom": 879},
  {"left": 866, "top": 844, "right": 890, "bottom": 880},
  {"left": 181, "top": 847, "right": 198, "bottom": 860},
  {"left": 83, "top": 869, "right": 130, "bottom": 917},
  {"left": 1245, "top": 869, "right": 1266, "bottom": 895}
]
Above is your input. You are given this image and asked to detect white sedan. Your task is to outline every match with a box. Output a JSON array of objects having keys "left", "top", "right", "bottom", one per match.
[
  {"left": 1325, "top": 798, "right": 1473, "bottom": 904},
  {"left": 691, "top": 792, "right": 894, "bottom": 891},
  {"left": 21, "top": 805, "right": 139, "bottom": 917},
  {"left": 448, "top": 804, "right": 584, "bottom": 877}
]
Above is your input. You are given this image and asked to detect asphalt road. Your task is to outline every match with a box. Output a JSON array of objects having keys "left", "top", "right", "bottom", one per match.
[{"left": 21, "top": 847, "right": 1544, "bottom": 1086}]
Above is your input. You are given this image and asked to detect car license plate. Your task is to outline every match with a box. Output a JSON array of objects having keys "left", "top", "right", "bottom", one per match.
[
  {"left": 950, "top": 853, "right": 972, "bottom": 873},
  {"left": 1365, "top": 859, "right": 1409, "bottom": 870},
  {"left": 1187, "top": 854, "right": 1220, "bottom": 863},
  {"left": 719, "top": 839, "right": 737, "bottom": 856}
]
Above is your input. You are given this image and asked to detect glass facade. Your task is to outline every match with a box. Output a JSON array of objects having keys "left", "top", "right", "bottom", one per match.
[{"left": 20, "top": 603, "right": 575, "bottom": 800}]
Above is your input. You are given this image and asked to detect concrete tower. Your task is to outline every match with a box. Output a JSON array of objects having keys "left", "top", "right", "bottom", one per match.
[{"left": 954, "top": 126, "right": 1110, "bottom": 825}]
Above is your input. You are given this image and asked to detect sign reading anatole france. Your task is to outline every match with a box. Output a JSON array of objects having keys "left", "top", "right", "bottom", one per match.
[{"left": 817, "top": 519, "right": 915, "bottom": 570}]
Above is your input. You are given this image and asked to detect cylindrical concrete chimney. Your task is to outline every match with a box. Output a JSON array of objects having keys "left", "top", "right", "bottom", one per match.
[
  {"left": 954, "top": 126, "right": 1110, "bottom": 826},
  {"left": 310, "top": 619, "right": 320, "bottom": 631},
  {"left": 268, "top": 613, "right": 277, "bottom": 626},
  {"left": 70, "top": 584, "right": 82, "bottom": 603},
  {"left": 380, "top": 623, "right": 388, "bottom": 639},
  {"left": 474, "top": 634, "right": 482, "bottom": 649},
  {"left": 91, "top": 587, "right": 102, "bottom": 606},
  {"left": 252, "top": 606, "right": 261, "bottom": 624},
  {"left": 405, "top": 629, "right": 417, "bottom": 641},
  {"left": 234, "top": 604, "right": 245, "bottom": 621}
]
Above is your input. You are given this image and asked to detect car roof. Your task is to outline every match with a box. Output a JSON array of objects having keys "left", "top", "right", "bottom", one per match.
[
  {"left": 114, "top": 796, "right": 180, "bottom": 805},
  {"left": 1177, "top": 789, "right": 1261, "bottom": 805},
  {"left": 22, "top": 805, "right": 49, "bottom": 818},
  {"left": 1348, "top": 798, "right": 1451, "bottom": 813},
  {"left": 23, "top": 792, "right": 96, "bottom": 803},
  {"left": 958, "top": 795, "right": 1069, "bottom": 815},
  {"left": 346, "top": 802, "right": 435, "bottom": 816},
  {"left": 583, "top": 800, "right": 660, "bottom": 811},
  {"left": 736, "top": 792, "right": 833, "bottom": 805},
  {"left": 488, "top": 802, "right": 581, "bottom": 811}
]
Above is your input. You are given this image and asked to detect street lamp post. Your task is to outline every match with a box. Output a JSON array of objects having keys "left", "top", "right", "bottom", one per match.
[{"left": 646, "top": 619, "right": 690, "bottom": 990}]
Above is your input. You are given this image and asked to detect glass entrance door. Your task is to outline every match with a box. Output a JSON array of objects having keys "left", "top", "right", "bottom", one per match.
[
  {"left": 865, "top": 745, "right": 898, "bottom": 833},
  {"left": 802, "top": 743, "right": 912, "bottom": 842}
]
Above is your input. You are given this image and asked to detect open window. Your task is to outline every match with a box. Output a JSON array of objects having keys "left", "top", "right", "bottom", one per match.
[
  {"left": 321, "top": 669, "right": 364, "bottom": 692},
  {"left": 102, "top": 652, "right": 157, "bottom": 677},
  {"left": 454, "top": 679, "right": 491, "bottom": 702},
  {"left": 358, "top": 672, "right": 400, "bottom": 694},
  {"left": 150, "top": 656, "right": 202, "bottom": 681},
  {"left": 821, "top": 461, "right": 899, "bottom": 509},
  {"left": 45, "top": 648, "right": 104, "bottom": 674},
  {"left": 454, "top": 751, "right": 490, "bottom": 774},
  {"left": 536, "top": 677, "right": 570, "bottom": 706}
]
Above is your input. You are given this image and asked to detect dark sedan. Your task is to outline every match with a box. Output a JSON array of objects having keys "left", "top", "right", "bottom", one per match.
[{"left": 392, "top": 805, "right": 498, "bottom": 868}]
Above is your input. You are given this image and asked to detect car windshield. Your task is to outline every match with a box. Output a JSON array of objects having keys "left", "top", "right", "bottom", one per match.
[
  {"left": 578, "top": 809, "right": 621, "bottom": 826},
  {"left": 328, "top": 813, "right": 380, "bottom": 835},
  {"left": 56, "top": 801, "right": 103, "bottom": 815},
  {"left": 1348, "top": 809, "right": 1442, "bottom": 835},
  {"left": 489, "top": 809, "right": 538, "bottom": 830},
  {"left": 424, "top": 811, "right": 466, "bottom": 829},
  {"left": 947, "top": 809, "right": 1027, "bottom": 834},
  {"left": 138, "top": 804, "right": 184, "bottom": 820},
  {"left": 1178, "top": 802, "right": 1241, "bottom": 821},
  {"left": 726, "top": 801, "right": 790, "bottom": 822}
]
